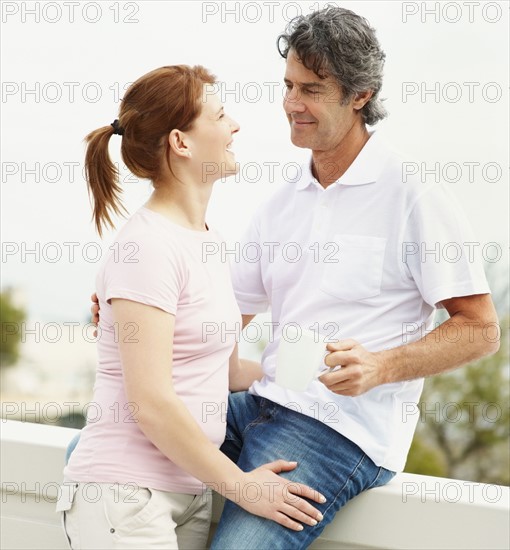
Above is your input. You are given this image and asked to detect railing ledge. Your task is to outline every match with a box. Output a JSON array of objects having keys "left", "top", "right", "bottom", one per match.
[{"left": 1, "top": 419, "right": 508, "bottom": 550}]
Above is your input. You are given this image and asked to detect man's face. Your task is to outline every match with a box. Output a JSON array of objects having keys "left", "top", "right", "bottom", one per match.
[{"left": 283, "top": 49, "right": 359, "bottom": 153}]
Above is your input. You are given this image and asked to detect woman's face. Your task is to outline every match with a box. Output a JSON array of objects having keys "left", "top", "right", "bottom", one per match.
[{"left": 186, "top": 85, "right": 240, "bottom": 181}]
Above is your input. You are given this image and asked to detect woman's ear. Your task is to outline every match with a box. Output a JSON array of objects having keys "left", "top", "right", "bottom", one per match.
[{"left": 168, "top": 129, "right": 191, "bottom": 158}]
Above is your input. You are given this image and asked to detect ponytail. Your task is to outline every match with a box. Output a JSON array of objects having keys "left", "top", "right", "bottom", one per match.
[
  {"left": 84, "top": 124, "right": 127, "bottom": 237},
  {"left": 83, "top": 65, "right": 216, "bottom": 237}
]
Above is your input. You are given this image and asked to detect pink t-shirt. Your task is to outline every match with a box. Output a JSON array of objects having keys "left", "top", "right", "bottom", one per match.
[{"left": 64, "top": 207, "right": 241, "bottom": 493}]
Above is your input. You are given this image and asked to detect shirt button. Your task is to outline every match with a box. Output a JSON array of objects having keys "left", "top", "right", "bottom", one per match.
[{"left": 110, "top": 528, "right": 115, "bottom": 534}]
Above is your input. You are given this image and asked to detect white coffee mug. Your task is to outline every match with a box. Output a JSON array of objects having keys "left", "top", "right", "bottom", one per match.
[{"left": 275, "top": 325, "right": 329, "bottom": 392}]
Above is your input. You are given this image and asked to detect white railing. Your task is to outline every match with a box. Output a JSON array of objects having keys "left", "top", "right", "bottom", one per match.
[{"left": 1, "top": 419, "right": 509, "bottom": 550}]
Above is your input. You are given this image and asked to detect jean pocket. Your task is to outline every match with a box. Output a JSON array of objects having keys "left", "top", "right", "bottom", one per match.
[
  {"left": 320, "top": 234, "right": 386, "bottom": 301},
  {"left": 103, "top": 484, "right": 155, "bottom": 538}
]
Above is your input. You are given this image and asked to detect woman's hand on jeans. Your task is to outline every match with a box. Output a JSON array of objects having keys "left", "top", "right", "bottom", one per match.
[{"left": 239, "top": 460, "right": 325, "bottom": 531}]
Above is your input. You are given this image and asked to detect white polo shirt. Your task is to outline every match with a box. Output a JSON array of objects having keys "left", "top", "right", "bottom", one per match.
[{"left": 230, "top": 131, "right": 490, "bottom": 472}]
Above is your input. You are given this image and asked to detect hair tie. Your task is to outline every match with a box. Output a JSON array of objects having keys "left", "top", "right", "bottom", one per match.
[{"left": 110, "top": 119, "right": 124, "bottom": 136}]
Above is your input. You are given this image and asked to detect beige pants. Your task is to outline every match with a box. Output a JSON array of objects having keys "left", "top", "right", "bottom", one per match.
[{"left": 57, "top": 482, "right": 212, "bottom": 549}]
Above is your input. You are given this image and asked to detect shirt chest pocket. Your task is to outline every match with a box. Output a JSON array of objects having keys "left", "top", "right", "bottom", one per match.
[{"left": 320, "top": 234, "right": 387, "bottom": 302}]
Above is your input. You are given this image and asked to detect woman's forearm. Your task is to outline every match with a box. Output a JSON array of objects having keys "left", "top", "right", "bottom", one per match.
[{"left": 133, "top": 390, "right": 245, "bottom": 494}]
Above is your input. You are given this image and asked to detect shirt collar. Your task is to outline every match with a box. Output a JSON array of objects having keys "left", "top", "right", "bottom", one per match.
[{"left": 296, "top": 130, "right": 390, "bottom": 191}]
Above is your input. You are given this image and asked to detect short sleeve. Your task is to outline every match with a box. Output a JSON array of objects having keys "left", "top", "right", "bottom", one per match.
[
  {"left": 230, "top": 212, "right": 270, "bottom": 314},
  {"left": 402, "top": 184, "right": 490, "bottom": 308},
  {"left": 103, "top": 238, "right": 183, "bottom": 315}
]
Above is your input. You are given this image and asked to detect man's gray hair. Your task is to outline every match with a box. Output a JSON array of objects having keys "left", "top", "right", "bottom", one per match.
[{"left": 277, "top": 6, "right": 387, "bottom": 126}]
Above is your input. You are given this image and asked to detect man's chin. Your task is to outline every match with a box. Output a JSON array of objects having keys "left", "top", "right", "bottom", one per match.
[{"left": 290, "top": 134, "right": 312, "bottom": 149}]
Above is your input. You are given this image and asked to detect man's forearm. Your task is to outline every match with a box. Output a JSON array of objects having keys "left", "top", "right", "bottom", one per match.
[
  {"left": 378, "top": 312, "right": 500, "bottom": 384},
  {"left": 229, "top": 358, "right": 263, "bottom": 392}
]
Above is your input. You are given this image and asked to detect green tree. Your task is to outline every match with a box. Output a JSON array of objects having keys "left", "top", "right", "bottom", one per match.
[
  {"left": 406, "top": 264, "right": 510, "bottom": 485},
  {"left": 406, "top": 319, "right": 509, "bottom": 484},
  {"left": 0, "top": 289, "right": 26, "bottom": 368}
]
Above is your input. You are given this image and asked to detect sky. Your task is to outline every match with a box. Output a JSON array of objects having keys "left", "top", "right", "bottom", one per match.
[{"left": 2, "top": 0, "right": 509, "bottom": 323}]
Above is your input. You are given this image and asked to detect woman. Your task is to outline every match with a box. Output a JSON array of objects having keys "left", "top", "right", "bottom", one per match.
[{"left": 58, "top": 65, "right": 324, "bottom": 549}]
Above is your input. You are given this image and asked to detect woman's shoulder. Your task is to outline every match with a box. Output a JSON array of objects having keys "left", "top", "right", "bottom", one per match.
[
  {"left": 105, "top": 207, "right": 187, "bottom": 265},
  {"left": 115, "top": 207, "right": 184, "bottom": 243}
]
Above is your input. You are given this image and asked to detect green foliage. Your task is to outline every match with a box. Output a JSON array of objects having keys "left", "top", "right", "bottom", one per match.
[
  {"left": 0, "top": 289, "right": 26, "bottom": 368},
  {"left": 57, "top": 412, "right": 87, "bottom": 429},
  {"left": 406, "top": 314, "right": 509, "bottom": 485},
  {"left": 404, "top": 436, "right": 448, "bottom": 478}
]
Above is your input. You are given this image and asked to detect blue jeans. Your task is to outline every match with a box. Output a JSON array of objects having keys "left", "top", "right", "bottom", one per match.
[
  {"left": 209, "top": 392, "right": 395, "bottom": 550},
  {"left": 65, "top": 432, "right": 80, "bottom": 464}
]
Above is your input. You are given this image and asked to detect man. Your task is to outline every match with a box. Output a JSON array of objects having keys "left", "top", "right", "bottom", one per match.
[
  {"left": 90, "top": 7, "right": 498, "bottom": 549},
  {"left": 206, "top": 6, "right": 498, "bottom": 549}
]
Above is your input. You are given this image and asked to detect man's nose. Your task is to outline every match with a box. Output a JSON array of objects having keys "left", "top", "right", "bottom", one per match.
[{"left": 284, "top": 89, "right": 306, "bottom": 113}]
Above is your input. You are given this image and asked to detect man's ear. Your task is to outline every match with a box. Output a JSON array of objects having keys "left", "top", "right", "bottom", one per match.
[{"left": 353, "top": 90, "right": 374, "bottom": 111}]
